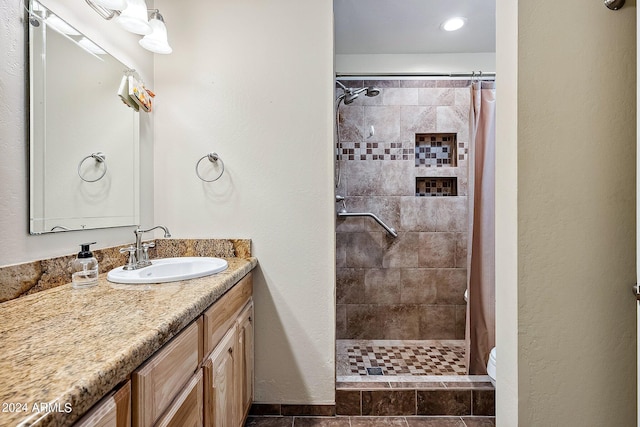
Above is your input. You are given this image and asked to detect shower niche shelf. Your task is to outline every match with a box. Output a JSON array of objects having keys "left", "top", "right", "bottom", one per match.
[
  {"left": 415, "top": 133, "right": 457, "bottom": 167},
  {"left": 416, "top": 177, "right": 458, "bottom": 197}
]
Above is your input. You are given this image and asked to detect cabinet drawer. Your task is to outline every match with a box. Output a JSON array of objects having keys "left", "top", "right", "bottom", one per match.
[
  {"left": 155, "top": 370, "right": 203, "bottom": 427},
  {"left": 203, "top": 273, "right": 252, "bottom": 356},
  {"left": 74, "top": 380, "right": 131, "bottom": 427},
  {"left": 132, "top": 319, "right": 202, "bottom": 427}
]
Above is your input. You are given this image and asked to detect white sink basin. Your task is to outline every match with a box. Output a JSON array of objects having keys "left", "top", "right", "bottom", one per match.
[{"left": 107, "top": 257, "right": 228, "bottom": 284}]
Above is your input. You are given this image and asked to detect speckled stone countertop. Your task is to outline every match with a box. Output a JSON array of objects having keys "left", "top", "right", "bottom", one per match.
[{"left": 0, "top": 256, "right": 257, "bottom": 427}]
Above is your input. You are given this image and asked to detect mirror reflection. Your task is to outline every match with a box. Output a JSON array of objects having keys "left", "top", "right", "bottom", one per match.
[{"left": 29, "top": 0, "right": 140, "bottom": 234}]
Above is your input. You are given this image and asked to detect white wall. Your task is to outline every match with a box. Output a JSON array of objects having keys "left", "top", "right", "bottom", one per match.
[
  {"left": 153, "top": 0, "right": 335, "bottom": 404},
  {"left": 0, "top": 0, "right": 154, "bottom": 266},
  {"left": 335, "top": 52, "right": 495, "bottom": 75},
  {"left": 495, "top": 0, "right": 518, "bottom": 422},
  {"left": 496, "top": 0, "right": 637, "bottom": 425}
]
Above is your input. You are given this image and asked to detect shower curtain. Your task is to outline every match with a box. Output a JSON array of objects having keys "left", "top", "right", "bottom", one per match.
[{"left": 466, "top": 80, "right": 496, "bottom": 374}]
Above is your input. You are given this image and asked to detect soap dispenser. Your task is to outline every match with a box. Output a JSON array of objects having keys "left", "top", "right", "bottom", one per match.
[{"left": 71, "top": 242, "right": 99, "bottom": 288}]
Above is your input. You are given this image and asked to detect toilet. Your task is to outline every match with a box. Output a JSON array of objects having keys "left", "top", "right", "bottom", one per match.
[{"left": 487, "top": 347, "right": 496, "bottom": 386}]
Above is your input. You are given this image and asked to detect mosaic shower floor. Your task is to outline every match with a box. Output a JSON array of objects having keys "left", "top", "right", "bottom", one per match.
[{"left": 337, "top": 340, "right": 467, "bottom": 378}]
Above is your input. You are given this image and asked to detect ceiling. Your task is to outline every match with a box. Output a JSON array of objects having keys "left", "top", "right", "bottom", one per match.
[{"left": 334, "top": 0, "right": 496, "bottom": 55}]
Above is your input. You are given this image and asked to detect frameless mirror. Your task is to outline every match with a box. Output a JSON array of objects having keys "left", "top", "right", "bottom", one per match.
[{"left": 28, "top": 0, "right": 140, "bottom": 234}]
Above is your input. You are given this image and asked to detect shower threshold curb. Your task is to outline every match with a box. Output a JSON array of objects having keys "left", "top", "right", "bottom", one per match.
[{"left": 337, "top": 374, "right": 492, "bottom": 384}]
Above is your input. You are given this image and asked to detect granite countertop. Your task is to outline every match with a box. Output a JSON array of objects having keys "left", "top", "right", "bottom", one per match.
[{"left": 0, "top": 257, "right": 258, "bottom": 427}]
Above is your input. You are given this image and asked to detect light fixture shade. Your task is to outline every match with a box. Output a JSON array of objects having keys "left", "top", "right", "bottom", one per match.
[
  {"left": 91, "top": 0, "right": 127, "bottom": 10},
  {"left": 139, "top": 13, "right": 172, "bottom": 54},
  {"left": 116, "top": 0, "right": 151, "bottom": 35}
]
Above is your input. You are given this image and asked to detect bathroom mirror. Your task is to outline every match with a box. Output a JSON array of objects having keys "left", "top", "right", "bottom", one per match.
[{"left": 28, "top": 0, "right": 140, "bottom": 234}]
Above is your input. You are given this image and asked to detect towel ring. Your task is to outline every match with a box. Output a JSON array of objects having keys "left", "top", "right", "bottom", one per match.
[
  {"left": 196, "top": 152, "right": 225, "bottom": 182},
  {"left": 78, "top": 152, "right": 107, "bottom": 182}
]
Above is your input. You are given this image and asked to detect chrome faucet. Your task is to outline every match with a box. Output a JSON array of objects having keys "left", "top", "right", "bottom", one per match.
[{"left": 120, "top": 225, "right": 171, "bottom": 270}]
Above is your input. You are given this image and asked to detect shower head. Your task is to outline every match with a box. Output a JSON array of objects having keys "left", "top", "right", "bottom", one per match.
[
  {"left": 336, "top": 82, "right": 381, "bottom": 105},
  {"left": 343, "top": 92, "right": 359, "bottom": 104},
  {"left": 365, "top": 87, "right": 380, "bottom": 97}
]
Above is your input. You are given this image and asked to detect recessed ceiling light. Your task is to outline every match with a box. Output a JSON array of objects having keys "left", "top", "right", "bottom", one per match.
[{"left": 442, "top": 17, "right": 466, "bottom": 32}]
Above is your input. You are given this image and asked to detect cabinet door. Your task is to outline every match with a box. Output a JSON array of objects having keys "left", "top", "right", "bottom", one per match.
[
  {"left": 74, "top": 381, "right": 131, "bottom": 427},
  {"left": 203, "top": 327, "right": 237, "bottom": 427},
  {"left": 155, "top": 370, "right": 203, "bottom": 427},
  {"left": 236, "top": 302, "right": 254, "bottom": 422},
  {"left": 132, "top": 320, "right": 201, "bottom": 427}
]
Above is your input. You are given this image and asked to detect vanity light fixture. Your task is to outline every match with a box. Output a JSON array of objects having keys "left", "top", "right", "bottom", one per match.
[
  {"left": 441, "top": 17, "right": 466, "bottom": 32},
  {"left": 116, "top": 0, "right": 152, "bottom": 35},
  {"left": 139, "top": 10, "right": 172, "bottom": 54},
  {"left": 84, "top": 0, "right": 172, "bottom": 54}
]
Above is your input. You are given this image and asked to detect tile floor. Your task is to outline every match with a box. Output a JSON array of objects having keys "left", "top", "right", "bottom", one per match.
[
  {"left": 245, "top": 416, "right": 495, "bottom": 426},
  {"left": 334, "top": 340, "right": 494, "bottom": 419},
  {"left": 337, "top": 340, "right": 467, "bottom": 377},
  {"left": 245, "top": 340, "right": 495, "bottom": 425}
]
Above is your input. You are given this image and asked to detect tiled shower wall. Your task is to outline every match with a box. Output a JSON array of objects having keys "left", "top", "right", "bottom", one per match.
[{"left": 336, "top": 79, "right": 470, "bottom": 340}]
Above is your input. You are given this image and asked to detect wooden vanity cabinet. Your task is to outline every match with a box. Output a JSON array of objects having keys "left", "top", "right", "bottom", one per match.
[
  {"left": 202, "top": 274, "right": 254, "bottom": 427},
  {"left": 236, "top": 302, "right": 254, "bottom": 421},
  {"left": 74, "top": 381, "right": 131, "bottom": 427},
  {"left": 73, "top": 272, "right": 253, "bottom": 427},
  {"left": 132, "top": 319, "right": 202, "bottom": 427},
  {"left": 203, "top": 327, "right": 238, "bottom": 427},
  {"left": 154, "top": 370, "right": 204, "bottom": 427}
]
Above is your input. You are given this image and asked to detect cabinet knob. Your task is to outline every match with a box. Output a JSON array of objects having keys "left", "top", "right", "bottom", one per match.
[
  {"left": 248, "top": 316, "right": 252, "bottom": 322},
  {"left": 228, "top": 347, "right": 233, "bottom": 354}
]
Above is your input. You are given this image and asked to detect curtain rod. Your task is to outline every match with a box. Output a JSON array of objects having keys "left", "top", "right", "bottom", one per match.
[{"left": 336, "top": 72, "right": 496, "bottom": 79}]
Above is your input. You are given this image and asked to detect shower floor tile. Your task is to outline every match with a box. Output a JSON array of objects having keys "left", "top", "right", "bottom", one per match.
[{"left": 337, "top": 340, "right": 467, "bottom": 377}]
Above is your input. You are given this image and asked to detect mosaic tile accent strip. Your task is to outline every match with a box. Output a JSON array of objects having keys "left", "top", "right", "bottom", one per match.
[
  {"left": 415, "top": 133, "right": 457, "bottom": 167},
  {"left": 338, "top": 142, "right": 413, "bottom": 161},
  {"left": 346, "top": 343, "right": 466, "bottom": 376},
  {"left": 416, "top": 177, "right": 458, "bottom": 197}
]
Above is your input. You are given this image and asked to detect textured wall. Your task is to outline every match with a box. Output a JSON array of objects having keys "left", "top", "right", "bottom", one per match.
[
  {"left": 496, "top": 0, "right": 637, "bottom": 425},
  {"left": 154, "top": 0, "right": 335, "bottom": 405},
  {"left": 336, "top": 79, "right": 470, "bottom": 341}
]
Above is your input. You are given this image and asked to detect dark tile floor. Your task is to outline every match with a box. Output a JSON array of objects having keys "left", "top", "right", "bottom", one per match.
[{"left": 245, "top": 416, "right": 495, "bottom": 427}]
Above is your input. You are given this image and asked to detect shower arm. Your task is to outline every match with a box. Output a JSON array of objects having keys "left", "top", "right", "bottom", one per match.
[{"left": 336, "top": 81, "right": 366, "bottom": 95}]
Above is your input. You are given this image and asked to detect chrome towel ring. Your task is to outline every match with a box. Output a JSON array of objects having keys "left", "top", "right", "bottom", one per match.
[
  {"left": 196, "top": 152, "right": 225, "bottom": 182},
  {"left": 605, "top": 0, "right": 625, "bottom": 10},
  {"left": 78, "top": 152, "right": 107, "bottom": 182}
]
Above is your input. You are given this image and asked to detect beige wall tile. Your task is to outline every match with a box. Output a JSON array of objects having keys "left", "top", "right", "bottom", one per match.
[
  {"left": 337, "top": 268, "right": 366, "bottom": 304},
  {"left": 400, "top": 268, "right": 438, "bottom": 304},
  {"left": 418, "top": 233, "right": 457, "bottom": 268},
  {"left": 365, "top": 268, "right": 402, "bottom": 304},
  {"left": 418, "top": 88, "right": 455, "bottom": 106}
]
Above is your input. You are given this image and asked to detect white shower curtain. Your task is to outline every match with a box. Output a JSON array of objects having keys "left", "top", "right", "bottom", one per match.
[{"left": 466, "top": 80, "right": 496, "bottom": 374}]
